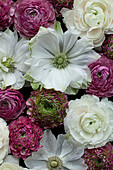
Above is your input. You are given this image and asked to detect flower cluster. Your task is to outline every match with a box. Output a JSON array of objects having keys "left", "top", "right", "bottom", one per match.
[{"left": 0, "top": 0, "right": 113, "bottom": 169}]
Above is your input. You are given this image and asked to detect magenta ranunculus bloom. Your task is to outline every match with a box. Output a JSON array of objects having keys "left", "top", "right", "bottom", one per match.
[
  {"left": 82, "top": 143, "right": 113, "bottom": 169},
  {"left": 9, "top": 116, "right": 43, "bottom": 160},
  {"left": 86, "top": 53, "right": 113, "bottom": 98},
  {"left": 0, "top": 0, "right": 14, "bottom": 30},
  {"left": 0, "top": 88, "right": 26, "bottom": 121},
  {"left": 14, "top": 0, "right": 56, "bottom": 38}
]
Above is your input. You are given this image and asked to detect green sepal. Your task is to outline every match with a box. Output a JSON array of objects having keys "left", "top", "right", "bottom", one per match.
[
  {"left": 54, "top": 21, "right": 63, "bottom": 34},
  {"left": 31, "top": 82, "right": 44, "bottom": 90},
  {"left": 65, "top": 85, "right": 79, "bottom": 95},
  {"left": 23, "top": 74, "right": 34, "bottom": 82}
]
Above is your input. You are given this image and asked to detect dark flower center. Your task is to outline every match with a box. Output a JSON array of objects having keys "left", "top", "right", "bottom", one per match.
[
  {"left": 29, "top": 11, "right": 37, "bottom": 17},
  {"left": 98, "top": 72, "right": 102, "bottom": 78},
  {"left": 43, "top": 101, "right": 53, "bottom": 109},
  {"left": 96, "top": 157, "right": 102, "bottom": 166},
  {"left": 1, "top": 101, "right": 8, "bottom": 107},
  {"left": 21, "top": 132, "right": 26, "bottom": 137}
]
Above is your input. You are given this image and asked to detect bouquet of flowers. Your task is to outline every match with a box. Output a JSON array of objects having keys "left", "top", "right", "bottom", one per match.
[{"left": 0, "top": 0, "right": 113, "bottom": 169}]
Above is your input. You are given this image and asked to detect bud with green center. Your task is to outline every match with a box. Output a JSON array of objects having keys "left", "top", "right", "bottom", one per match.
[{"left": 26, "top": 88, "right": 68, "bottom": 129}]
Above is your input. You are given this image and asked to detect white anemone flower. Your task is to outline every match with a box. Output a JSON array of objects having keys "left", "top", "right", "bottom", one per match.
[
  {"left": 25, "top": 129, "right": 87, "bottom": 170},
  {"left": 0, "top": 29, "right": 30, "bottom": 89},
  {"left": 25, "top": 22, "right": 100, "bottom": 94}
]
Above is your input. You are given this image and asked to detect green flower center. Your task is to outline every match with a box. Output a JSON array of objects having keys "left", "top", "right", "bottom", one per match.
[
  {"left": 53, "top": 53, "right": 69, "bottom": 69},
  {"left": 50, "top": 161, "right": 58, "bottom": 168},
  {"left": 39, "top": 99, "right": 54, "bottom": 115},
  {"left": 1, "top": 56, "right": 15, "bottom": 72},
  {"left": 47, "top": 156, "right": 63, "bottom": 170}
]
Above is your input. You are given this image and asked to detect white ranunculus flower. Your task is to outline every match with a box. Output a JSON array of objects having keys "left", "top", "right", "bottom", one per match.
[
  {"left": 0, "top": 118, "right": 9, "bottom": 164},
  {"left": 0, "top": 162, "right": 24, "bottom": 170},
  {"left": 25, "top": 129, "right": 87, "bottom": 170},
  {"left": 24, "top": 22, "right": 100, "bottom": 94},
  {"left": 64, "top": 95, "right": 113, "bottom": 149},
  {"left": 0, "top": 29, "right": 30, "bottom": 89},
  {"left": 62, "top": 0, "right": 113, "bottom": 47},
  {"left": 0, "top": 155, "right": 29, "bottom": 170}
]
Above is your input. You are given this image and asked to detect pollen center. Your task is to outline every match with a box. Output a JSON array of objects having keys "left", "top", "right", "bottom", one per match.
[{"left": 53, "top": 53, "right": 69, "bottom": 69}]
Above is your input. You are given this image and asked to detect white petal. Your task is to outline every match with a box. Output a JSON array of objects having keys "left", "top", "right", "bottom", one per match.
[
  {"left": 4, "top": 155, "right": 19, "bottom": 165},
  {"left": 0, "top": 29, "right": 17, "bottom": 57},
  {"left": 40, "top": 130, "right": 57, "bottom": 155},
  {"left": 25, "top": 160, "right": 47, "bottom": 170},
  {"left": 44, "top": 68, "right": 70, "bottom": 92},
  {"left": 14, "top": 38, "right": 30, "bottom": 72},
  {"left": 61, "top": 141, "right": 84, "bottom": 162},
  {"left": 59, "top": 139, "right": 74, "bottom": 158},
  {"left": 32, "top": 31, "right": 60, "bottom": 57},
  {"left": 2, "top": 72, "right": 16, "bottom": 86},
  {"left": 12, "top": 70, "right": 25, "bottom": 89},
  {"left": 69, "top": 50, "right": 101, "bottom": 66},
  {"left": 25, "top": 148, "right": 49, "bottom": 167},
  {"left": 66, "top": 65, "right": 89, "bottom": 88},
  {"left": 68, "top": 37, "right": 94, "bottom": 58},
  {"left": 55, "top": 134, "right": 64, "bottom": 156},
  {"left": 29, "top": 62, "right": 52, "bottom": 83},
  {"left": 63, "top": 30, "right": 78, "bottom": 54},
  {"left": 63, "top": 159, "right": 87, "bottom": 170}
]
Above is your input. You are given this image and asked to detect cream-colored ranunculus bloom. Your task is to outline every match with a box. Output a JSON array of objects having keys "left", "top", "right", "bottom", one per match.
[
  {"left": 62, "top": 0, "right": 113, "bottom": 47},
  {"left": 64, "top": 95, "right": 113, "bottom": 149},
  {"left": 0, "top": 118, "right": 9, "bottom": 164},
  {"left": 0, "top": 162, "right": 24, "bottom": 170}
]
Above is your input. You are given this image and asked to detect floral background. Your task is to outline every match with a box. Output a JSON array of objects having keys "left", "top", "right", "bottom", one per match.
[{"left": 0, "top": 0, "right": 113, "bottom": 169}]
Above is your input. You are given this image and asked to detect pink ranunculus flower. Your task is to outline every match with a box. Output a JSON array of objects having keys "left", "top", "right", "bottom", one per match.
[
  {"left": 0, "top": 0, "right": 14, "bottom": 30},
  {"left": 0, "top": 88, "right": 26, "bottom": 121},
  {"left": 14, "top": 0, "right": 56, "bottom": 38},
  {"left": 86, "top": 53, "right": 113, "bottom": 97},
  {"left": 9, "top": 116, "right": 43, "bottom": 160}
]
